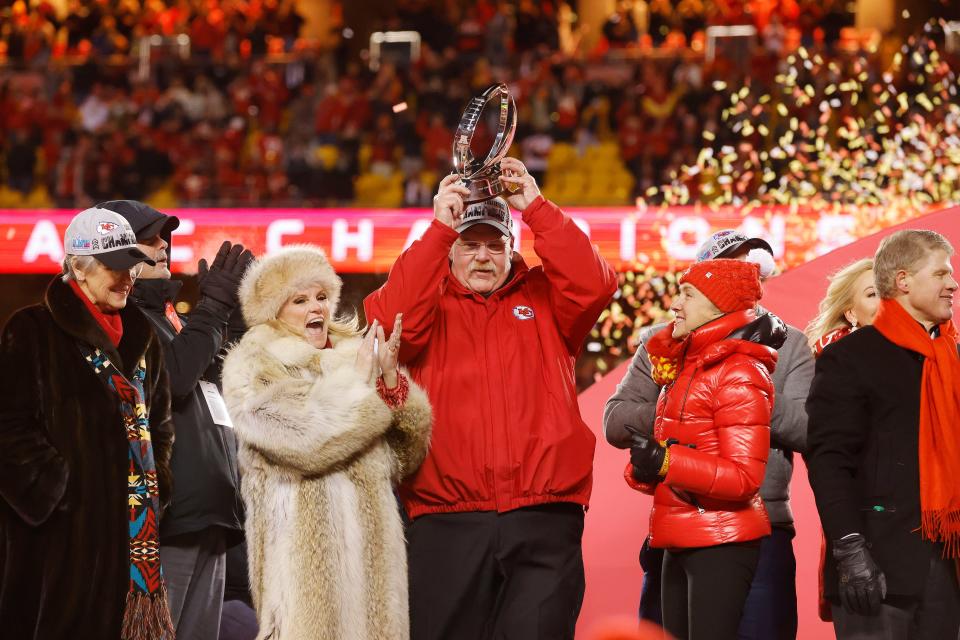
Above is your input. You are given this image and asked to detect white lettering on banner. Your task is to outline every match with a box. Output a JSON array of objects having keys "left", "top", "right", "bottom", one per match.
[
  {"left": 332, "top": 219, "right": 373, "bottom": 261},
  {"left": 573, "top": 218, "right": 591, "bottom": 238},
  {"left": 170, "top": 219, "right": 195, "bottom": 263},
  {"left": 665, "top": 216, "right": 711, "bottom": 261},
  {"left": 403, "top": 219, "right": 433, "bottom": 249},
  {"left": 620, "top": 217, "right": 637, "bottom": 262},
  {"left": 816, "top": 215, "right": 856, "bottom": 255},
  {"left": 266, "top": 219, "right": 305, "bottom": 253},
  {"left": 741, "top": 216, "right": 786, "bottom": 257},
  {"left": 23, "top": 220, "right": 63, "bottom": 264}
]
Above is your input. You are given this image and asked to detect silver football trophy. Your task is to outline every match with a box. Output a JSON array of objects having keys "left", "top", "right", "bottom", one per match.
[{"left": 453, "top": 83, "right": 518, "bottom": 204}]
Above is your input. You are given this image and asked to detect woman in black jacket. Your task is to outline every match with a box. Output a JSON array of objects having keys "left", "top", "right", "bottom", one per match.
[{"left": 0, "top": 207, "right": 174, "bottom": 640}]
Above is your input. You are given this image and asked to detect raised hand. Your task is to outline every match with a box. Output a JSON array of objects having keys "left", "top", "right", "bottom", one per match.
[
  {"left": 355, "top": 319, "right": 379, "bottom": 383},
  {"left": 197, "top": 241, "right": 255, "bottom": 308},
  {"left": 498, "top": 157, "right": 541, "bottom": 212},
  {"left": 433, "top": 174, "right": 471, "bottom": 229},
  {"left": 377, "top": 313, "right": 403, "bottom": 389}
]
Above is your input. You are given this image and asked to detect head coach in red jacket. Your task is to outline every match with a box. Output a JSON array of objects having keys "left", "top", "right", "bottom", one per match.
[
  {"left": 364, "top": 157, "right": 617, "bottom": 640},
  {"left": 624, "top": 259, "right": 778, "bottom": 640}
]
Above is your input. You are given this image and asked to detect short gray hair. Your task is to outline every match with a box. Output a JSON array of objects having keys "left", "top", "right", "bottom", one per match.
[
  {"left": 874, "top": 230, "right": 954, "bottom": 299},
  {"left": 61, "top": 255, "right": 98, "bottom": 282}
]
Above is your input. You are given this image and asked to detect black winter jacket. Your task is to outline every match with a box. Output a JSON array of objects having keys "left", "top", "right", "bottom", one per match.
[
  {"left": 130, "top": 278, "right": 243, "bottom": 546},
  {"left": 806, "top": 326, "right": 944, "bottom": 600}
]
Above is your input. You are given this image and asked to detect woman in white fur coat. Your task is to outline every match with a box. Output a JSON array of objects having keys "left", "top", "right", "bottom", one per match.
[{"left": 222, "top": 245, "right": 432, "bottom": 640}]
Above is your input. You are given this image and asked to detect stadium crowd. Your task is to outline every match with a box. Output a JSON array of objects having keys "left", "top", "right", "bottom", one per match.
[
  {"left": 1, "top": 0, "right": 957, "bottom": 387},
  {"left": 0, "top": 0, "right": 866, "bottom": 210}
]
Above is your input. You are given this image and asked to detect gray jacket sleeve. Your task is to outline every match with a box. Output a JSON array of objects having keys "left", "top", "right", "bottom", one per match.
[
  {"left": 769, "top": 325, "right": 814, "bottom": 454},
  {"left": 603, "top": 324, "right": 665, "bottom": 449}
]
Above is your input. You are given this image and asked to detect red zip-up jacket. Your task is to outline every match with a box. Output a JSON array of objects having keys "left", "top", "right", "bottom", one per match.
[
  {"left": 364, "top": 196, "right": 617, "bottom": 519},
  {"left": 625, "top": 311, "right": 775, "bottom": 548}
]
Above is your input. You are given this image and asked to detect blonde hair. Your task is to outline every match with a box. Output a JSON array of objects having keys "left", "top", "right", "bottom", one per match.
[
  {"left": 874, "top": 230, "right": 954, "bottom": 299},
  {"left": 328, "top": 312, "right": 362, "bottom": 340},
  {"left": 804, "top": 258, "right": 874, "bottom": 349}
]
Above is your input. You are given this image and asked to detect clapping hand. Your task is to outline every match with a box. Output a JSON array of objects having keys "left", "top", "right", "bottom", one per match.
[
  {"left": 355, "top": 319, "right": 379, "bottom": 384},
  {"left": 377, "top": 313, "right": 403, "bottom": 389}
]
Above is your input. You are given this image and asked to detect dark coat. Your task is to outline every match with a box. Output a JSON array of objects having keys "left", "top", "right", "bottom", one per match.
[
  {"left": 0, "top": 277, "right": 174, "bottom": 639},
  {"left": 806, "top": 326, "right": 943, "bottom": 600},
  {"left": 129, "top": 278, "right": 243, "bottom": 545}
]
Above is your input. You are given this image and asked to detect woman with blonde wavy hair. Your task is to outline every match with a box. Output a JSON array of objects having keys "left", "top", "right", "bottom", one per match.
[
  {"left": 803, "top": 256, "right": 879, "bottom": 622},
  {"left": 804, "top": 258, "right": 880, "bottom": 357},
  {"left": 222, "top": 245, "right": 432, "bottom": 640}
]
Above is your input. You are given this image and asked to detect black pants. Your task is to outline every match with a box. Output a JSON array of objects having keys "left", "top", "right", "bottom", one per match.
[
  {"left": 735, "top": 527, "right": 798, "bottom": 640},
  {"left": 407, "top": 503, "right": 585, "bottom": 640},
  {"left": 830, "top": 552, "right": 960, "bottom": 639},
  {"left": 661, "top": 540, "right": 761, "bottom": 640},
  {"left": 641, "top": 530, "right": 797, "bottom": 639}
]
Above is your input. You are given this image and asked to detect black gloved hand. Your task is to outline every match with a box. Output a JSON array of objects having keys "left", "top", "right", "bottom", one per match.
[
  {"left": 197, "top": 241, "right": 255, "bottom": 308},
  {"left": 629, "top": 431, "right": 667, "bottom": 484},
  {"left": 833, "top": 534, "right": 887, "bottom": 616}
]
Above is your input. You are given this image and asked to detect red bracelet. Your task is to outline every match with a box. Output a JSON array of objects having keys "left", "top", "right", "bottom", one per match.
[{"left": 376, "top": 373, "right": 409, "bottom": 409}]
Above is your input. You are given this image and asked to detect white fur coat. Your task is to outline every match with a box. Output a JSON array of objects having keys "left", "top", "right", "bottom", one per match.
[{"left": 222, "top": 321, "right": 432, "bottom": 640}]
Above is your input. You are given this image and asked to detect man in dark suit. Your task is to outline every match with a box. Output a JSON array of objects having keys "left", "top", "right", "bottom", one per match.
[{"left": 806, "top": 229, "right": 960, "bottom": 639}]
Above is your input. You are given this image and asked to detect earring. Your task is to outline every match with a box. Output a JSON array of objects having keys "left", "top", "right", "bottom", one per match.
[{"left": 850, "top": 318, "right": 858, "bottom": 330}]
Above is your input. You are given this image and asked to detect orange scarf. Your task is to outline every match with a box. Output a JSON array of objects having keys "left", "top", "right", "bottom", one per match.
[{"left": 873, "top": 298, "right": 960, "bottom": 557}]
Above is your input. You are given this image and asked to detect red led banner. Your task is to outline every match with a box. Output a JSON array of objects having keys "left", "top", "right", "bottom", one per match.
[{"left": 0, "top": 206, "right": 914, "bottom": 274}]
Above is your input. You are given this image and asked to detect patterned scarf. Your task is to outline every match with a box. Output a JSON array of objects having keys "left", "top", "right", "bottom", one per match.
[
  {"left": 80, "top": 345, "right": 175, "bottom": 640},
  {"left": 646, "top": 323, "right": 689, "bottom": 385},
  {"left": 873, "top": 298, "right": 960, "bottom": 557}
]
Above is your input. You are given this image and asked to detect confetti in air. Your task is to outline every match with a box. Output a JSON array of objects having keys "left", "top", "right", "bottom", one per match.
[
  {"left": 646, "top": 21, "right": 960, "bottom": 242},
  {"left": 583, "top": 21, "right": 960, "bottom": 384}
]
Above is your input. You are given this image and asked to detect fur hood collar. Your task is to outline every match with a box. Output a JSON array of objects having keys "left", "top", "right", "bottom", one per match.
[{"left": 242, "top": 320, "right": 361, "bottom": 372}]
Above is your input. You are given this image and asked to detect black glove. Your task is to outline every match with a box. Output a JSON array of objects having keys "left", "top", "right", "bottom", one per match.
[
  {"left": 629, "top": 431, "right": 667, "bottom": 484},
  {"left": 833, "top": 534, "right": 887, "bottom": 616},
  {"left": 197, "top": 241, "right": 255, "bottom": 308}
]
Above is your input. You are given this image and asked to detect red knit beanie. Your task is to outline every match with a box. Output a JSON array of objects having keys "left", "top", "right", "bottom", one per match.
[{"left": 679, "top": 259, "right": 763, "bottom": 312}]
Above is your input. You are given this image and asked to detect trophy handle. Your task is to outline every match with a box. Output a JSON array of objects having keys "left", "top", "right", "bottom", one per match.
[{"left": 453, "top": 83, "right": 517, "bottom": 181}]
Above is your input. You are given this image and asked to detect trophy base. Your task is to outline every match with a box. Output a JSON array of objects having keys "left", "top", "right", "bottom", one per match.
[{"left": 462, "top": 171, "right": 508, "bottom": 205}]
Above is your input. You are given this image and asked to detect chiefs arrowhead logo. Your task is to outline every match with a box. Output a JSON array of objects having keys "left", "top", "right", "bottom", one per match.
[
  {"left": 513, "top": 305, "right": 534, "bottom": 320},
  {"left": 97, "top": 221, "right": 119, "bottom": 235}
]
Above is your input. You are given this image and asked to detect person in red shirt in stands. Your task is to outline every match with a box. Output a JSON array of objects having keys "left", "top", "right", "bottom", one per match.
[{"left": 364, "top": 157, "right": 617, "bottom": 640}]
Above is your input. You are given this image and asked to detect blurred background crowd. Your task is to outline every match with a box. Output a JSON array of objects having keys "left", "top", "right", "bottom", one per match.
[
  {"left": 0, "top": 0, "right": 954, "bottom": 211},
  {"left": 1, "top": 0, "right": 959, "bottom": 388}
]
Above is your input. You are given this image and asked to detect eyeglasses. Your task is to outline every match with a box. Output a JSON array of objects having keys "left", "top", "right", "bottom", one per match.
[{"left": 456, "top": 240, "right": 509, "bottom": 256}]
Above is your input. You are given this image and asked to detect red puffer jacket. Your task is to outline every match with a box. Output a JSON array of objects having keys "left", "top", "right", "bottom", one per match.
[{"left": 626, "top": 310, "right": 776, "bottom": 548}]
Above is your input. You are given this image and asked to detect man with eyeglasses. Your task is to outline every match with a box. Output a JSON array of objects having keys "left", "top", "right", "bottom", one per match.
[
  {"left": 365, "top": 157, "right": 617, "bottom": 640},
  {"left": 100, "top": 200, "right": 253, "bottom": 640}
]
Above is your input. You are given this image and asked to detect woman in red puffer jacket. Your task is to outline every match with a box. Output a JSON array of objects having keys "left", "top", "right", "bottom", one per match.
[{"left": 624, "top": 259, "right": 781, "bottom": 640}]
